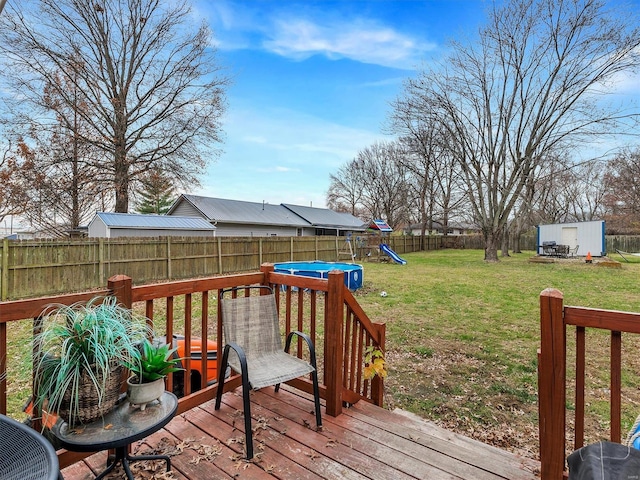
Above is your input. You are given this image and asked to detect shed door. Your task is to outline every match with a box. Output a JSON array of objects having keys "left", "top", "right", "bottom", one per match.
[{"left": 561, "top": 227, "right": 578, "bottom": 248}]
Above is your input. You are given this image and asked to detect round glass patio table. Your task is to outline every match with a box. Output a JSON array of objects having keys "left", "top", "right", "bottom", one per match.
[{"left": 52, "top": 391, "right": 178, "bottom": 480}]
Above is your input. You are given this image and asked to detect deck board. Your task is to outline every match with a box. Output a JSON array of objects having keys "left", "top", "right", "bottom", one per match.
[{"left": 60, "top": 386, "right": 540, "bottom": 479}]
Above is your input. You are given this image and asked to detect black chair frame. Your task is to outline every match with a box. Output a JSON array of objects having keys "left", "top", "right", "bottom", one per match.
[{"left": 214, "top": 285, "right": 322, "bottom": 459}]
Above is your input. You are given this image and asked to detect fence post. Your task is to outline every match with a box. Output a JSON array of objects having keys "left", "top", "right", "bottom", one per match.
[
  {"left": 217, "top": 237, "right": 223, "bottom": 274},
  {"left": 166, "top": 237, "right": 172, "bottom": 279},
  {"left": 325, "top": 270, "right": 344, "bottom": 416},
  {"left": 108, "top": 274, "right": 133, "bottom": 309},
  {"left": 98, "top": 238, "right": 105, "bottom": 284},
  {"left": 539, "top": 288, "right": 566, "bottom": 480},
  {"left": 1, "top": 238, "right": 8, "bottom": 301}
]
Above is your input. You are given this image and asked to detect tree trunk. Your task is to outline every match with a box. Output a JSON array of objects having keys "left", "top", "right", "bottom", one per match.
[
  {"left": 484, "top": 231, "right": 500, "bottom": 262},
  {"left": 512, "top": 232, "right": 522, "bottom": 254},
  {"left": 114, "top": 151, "right": 129, "bottom": 213},
  {"left": 501, "top": 224, "right": 511, "bottom": 257}
]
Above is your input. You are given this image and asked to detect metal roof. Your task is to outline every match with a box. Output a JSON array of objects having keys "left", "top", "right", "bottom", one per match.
[
  {"left": 176, "top": 195, "right": 311, "bottom": 227},
  {"left": 281, "top": 204, "right": 366, "bottom": 230},
  {"left": 368, "top": 219, "right": 393, "bottom": 232},
  {"left": 95, "top": 212, "right": 216, "bottom": 230}
]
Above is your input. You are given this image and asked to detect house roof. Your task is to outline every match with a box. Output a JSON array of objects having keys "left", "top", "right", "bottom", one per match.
[
  {"left": 94, "top": 212, "right": 216, "bottom": 230},
  {"left": 368, "top": 219, "right": 393, "bottom": 232},
  {"left": 171, "top": 195, "right": 311, "bottom": 227},
  {"left": 282, "top": 204, "right": 366, "bottom": 230}
]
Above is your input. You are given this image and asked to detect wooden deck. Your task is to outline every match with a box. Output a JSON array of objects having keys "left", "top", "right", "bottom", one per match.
[{"left": 60, "top": 386, "right": 540, "bottom": 479}]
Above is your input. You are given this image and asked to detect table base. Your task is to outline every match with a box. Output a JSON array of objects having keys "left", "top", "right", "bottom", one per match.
[{"left": 96, "top": 446, "right": 171, "bottom": 480}]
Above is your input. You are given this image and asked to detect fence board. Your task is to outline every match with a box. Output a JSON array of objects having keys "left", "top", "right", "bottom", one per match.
[
  {"left": 10, "top": 232, "right": 637, "bottom": 300},
  {"left": 0, "top": 235, "right": 429, "bottom": 300}
]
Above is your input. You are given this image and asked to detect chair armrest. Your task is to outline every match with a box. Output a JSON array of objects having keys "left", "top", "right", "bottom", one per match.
[
  {"left": 219, "top": 342, "right": 249, "bottom": 383},
  {"left": 284, "top": 331, "right": 318, "bottom": 369}
]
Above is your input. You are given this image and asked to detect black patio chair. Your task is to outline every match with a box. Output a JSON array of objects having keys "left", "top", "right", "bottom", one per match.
[
  {"left": 0, "top": 413, "right": 62, "bottom": 480},
  {"left": 215, "top": 285, "right": 322, "bottom": 459}
]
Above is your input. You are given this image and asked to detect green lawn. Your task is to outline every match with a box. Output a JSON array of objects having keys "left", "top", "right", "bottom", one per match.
[
  {"left": 7, "top": 248, "right": 639, "bottom": 461},
  {"left": 351, "top": 249, "right": 640, "bottom": 459}
]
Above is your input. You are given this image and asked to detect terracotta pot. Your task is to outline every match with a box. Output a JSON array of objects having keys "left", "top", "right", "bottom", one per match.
[{"left": 126, "top": 377, "right": 165, "bottom": 411}]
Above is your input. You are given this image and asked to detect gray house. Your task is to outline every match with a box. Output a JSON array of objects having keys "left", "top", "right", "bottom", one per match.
[
  {"left": 281, "top": 203, "right": 366, "bottom": 236},
  {"left": 88, "top": 212, "right": 216, "bottom": 238},
  {"left": 167, "top": 194, "right": 366, "bottom": 237}
]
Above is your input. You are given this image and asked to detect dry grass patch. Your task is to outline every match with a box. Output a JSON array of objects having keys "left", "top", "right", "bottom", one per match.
[{"left": 354, "top": 249, "right": 640, "bottom": 461}]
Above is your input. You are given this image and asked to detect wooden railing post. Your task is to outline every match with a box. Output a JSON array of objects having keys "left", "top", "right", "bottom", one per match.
[
  {"left": 539, "top": 288, "right": 566, "bottom": 480},
  {"left": 260, "top": 263, "right": 274, "bottom": 285},
  {"left": 108, "top": 274, "right": 133, "bottom": 309},
  {"left": 325, "top": 270, "right": 344, "bottom": 416}
]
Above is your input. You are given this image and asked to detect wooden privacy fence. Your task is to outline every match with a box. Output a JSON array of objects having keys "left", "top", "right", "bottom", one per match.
[
  {"left": 0, "top": 264, "right": 386, "bottom": 468},
  {"left": 0, "top": 235, "right": 429, "bottom": 300},
  {"left": 538, "top": 289, "right": 640, "bottom": 479}
]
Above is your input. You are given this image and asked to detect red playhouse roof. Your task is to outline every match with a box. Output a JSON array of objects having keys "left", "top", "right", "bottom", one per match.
[{"left": 368, "top": 219, "right": 393, "bottom": 232}]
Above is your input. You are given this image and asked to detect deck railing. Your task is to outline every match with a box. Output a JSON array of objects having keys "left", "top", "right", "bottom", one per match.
[
  {"left": 0, "top": 264, "right": 385, "bottom": 467},
  {"left": 538, "top": 288, "right": 640, "bottom": 479}
]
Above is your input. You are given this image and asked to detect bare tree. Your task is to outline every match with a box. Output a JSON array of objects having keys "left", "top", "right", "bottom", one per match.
[
  {"left": 0, "top": 141, "right": 30, "bottom": 226},
  {"left": 396, "top": 0, "right": 640, "bottom": 261},
  {"left": 0, "top": 0, "right": 227, "bottom": 213},
  {"left": 13, "top": 70, "right": 107, "bottom": 236},
  {"left": 326, "top": 161, "right": 367, "bottom": 217},
  {"left": 603, "top": 148, "right": 640, "bottom": 234},
  {"left": 356, "top": 141, "right": 411, "bottom": 229},
  {"left": 389, "top": 94, "right": 468, "bottom": 244},
  {"left": 327, "top": 141, "right": 410, "bottom": 228}
]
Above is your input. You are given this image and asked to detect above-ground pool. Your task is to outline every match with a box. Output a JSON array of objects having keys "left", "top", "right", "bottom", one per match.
[{"left": 273, "top": 261, "right": 364, "bottom": 291}]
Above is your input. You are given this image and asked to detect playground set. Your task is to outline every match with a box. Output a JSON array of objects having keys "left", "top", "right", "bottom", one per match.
[
  {"left": 340, "top": 219, "right": 407, "bottom": 265},
  {"left": 272, "top": 219, "right": 405, "bottom": 293}
]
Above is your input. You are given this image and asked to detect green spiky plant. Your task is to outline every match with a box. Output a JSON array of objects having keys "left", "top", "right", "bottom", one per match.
[
  {"left": 125, "top": 339, "right": 182, "bottom": 384},
  {"left": 33, "top": 296, "right": 151, "bottom": 427}
]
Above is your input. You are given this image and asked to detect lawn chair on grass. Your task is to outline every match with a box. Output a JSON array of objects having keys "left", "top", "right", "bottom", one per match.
[{"left": 215, "top": 285, "right": 322, "bottom": 459}]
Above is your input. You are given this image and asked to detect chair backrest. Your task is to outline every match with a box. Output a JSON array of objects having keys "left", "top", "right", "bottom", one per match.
[{"left": 220, "top": 287, "right": 282, "bottom": 361}]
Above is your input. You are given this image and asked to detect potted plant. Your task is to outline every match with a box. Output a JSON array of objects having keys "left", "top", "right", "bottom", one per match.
[
  {"left": 33, "top": 296, "right": 150, "bottom": 427},
  {"left": 125, "top": 339, "right": 182, "bottom": 410}
]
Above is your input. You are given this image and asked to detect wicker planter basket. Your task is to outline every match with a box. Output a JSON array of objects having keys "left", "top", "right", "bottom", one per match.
[{"left": 58, "top": 365, "right": 123, "bottom": 426}]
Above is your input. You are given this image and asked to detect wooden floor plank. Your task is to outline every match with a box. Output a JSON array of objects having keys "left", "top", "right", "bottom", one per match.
[
  {"left": 60, "top": 459, "right": 96, "bottom": 480},
  {"left": 253, "top": 388, "right": 466, "bottom": 480},
  {"left": 58, "top": 386, "right": 540, "bottom": 480},
  {"left": 161, "top": 412, "right": 272, "bottom": 479},
  {"left": 212, "top": 393, "right": 393, "bottom": 480},
  {"left": 220, "top": 388, "right": 442, "bottom": 480},
  {"left": 339, "top": 400, "right": 530, "bottom": 479},
  {"left": 261, "top": 389, "right": 536, "bottom": 480},
  {"left": 184, "top": 404, "right": 331, "bottom": 480},
  {"left": 362, "top": 404, "right": 539, "bottom": 471}
]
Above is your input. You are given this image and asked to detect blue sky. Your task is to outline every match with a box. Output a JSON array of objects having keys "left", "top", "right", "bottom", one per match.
[{"left": 189, "top": 0, "right": 488, "bottom": 208}]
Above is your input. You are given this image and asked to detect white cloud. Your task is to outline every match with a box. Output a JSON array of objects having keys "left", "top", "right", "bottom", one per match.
[
  {"left": 200, "top": 0, "right": 435, "bottom": 70},
  {"left": 263, "top": 17, "right": 434, "bottom": 69}
]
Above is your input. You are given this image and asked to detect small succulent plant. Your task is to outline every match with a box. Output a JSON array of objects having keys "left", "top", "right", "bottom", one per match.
[{"left": 125, "top": 339, "right": 182, "bottom": 383}]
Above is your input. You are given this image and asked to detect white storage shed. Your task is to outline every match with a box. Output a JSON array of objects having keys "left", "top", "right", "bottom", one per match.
[
  {"left": 536, "top": 220, "right": 606, "bottom": 257},
  {"left": 88, "top": 212, "right": 216, "bottom": 238}
]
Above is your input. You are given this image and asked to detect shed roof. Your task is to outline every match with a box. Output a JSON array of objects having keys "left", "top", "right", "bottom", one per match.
[
  {"left": 281, "top": 204, "right": 366, "bottom": 230},
  {"left": 95, "top": 212, "right": 216, "bottom": 230},
  {"left": 173, "top": 195, "right": 311, "bottom": 227},
  {"left": 368, "top": 219, "right": 393, "bottom": 232}
]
